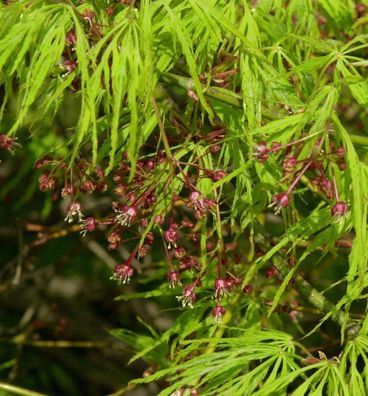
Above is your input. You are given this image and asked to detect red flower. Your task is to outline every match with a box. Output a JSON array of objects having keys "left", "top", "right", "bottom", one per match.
[
  {"left": 212, "top": 305, "right": 226, "bottom": 323},
  {"left": 114, "top": 205, "right": 137, "bottom": 227},
  {"left": 111, "top": 264, "right": 134, "bottom": 285},
  {"left": 331, "top": 201, "right": 348, "bottom": 217},
  {"left": 80, "top": 217, "right": 97, "bottom": 236},
  {"left": 269, "top": 193, "right": 290, "bottom": 213},
  {"left": 164, "top": 225, "right": 179, "bottom": 248},
  {"left": 167, "top": 271, "right": 181, "bottom": 288},
  {"left": 177, "top": 284, "right": 197, "bottom": 308},
  {"left": 65, "top": 202, "right": 83, "bottom": 223}
]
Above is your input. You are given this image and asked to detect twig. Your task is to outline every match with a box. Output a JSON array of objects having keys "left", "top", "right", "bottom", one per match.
[
  {"left": 107, "top": 383, "right": 136, "bottom": 396},
  {"left": 10, "top": 338, "right": 109, "bottom": 348},
  {"left": 272, "top": 255, "right": 354, "bottom": 331},
  {"left": 0, "top": 382, "right": 46, "bottom": 396},
  {"left": 82, "top": 238, "right": 117, "bottom": 269},
  {"left": 160, "top": 72, "right": 281, "bottom": 120}
]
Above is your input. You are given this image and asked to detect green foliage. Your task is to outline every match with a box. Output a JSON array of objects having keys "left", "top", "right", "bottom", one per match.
[{"left": 2, "top": 0, "right": 368, "bottom": 395}]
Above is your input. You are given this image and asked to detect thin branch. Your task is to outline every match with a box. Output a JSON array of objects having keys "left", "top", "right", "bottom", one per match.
[
  {"left": 0, "top": 382, "right": 46, "bottom": 396},
  {"left": 160, "top": 72, "right": 281, "bottom": 120},
  {"left": 272, "top": 255, "right": 357, "bottom": 333},
  {"left": 10, "top": 339, "right": 109, "bottom": 348}
]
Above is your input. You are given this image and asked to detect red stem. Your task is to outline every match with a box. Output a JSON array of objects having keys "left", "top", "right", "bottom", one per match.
[{"left": 286, "top": 160, "right": 313, "bottom": 195}]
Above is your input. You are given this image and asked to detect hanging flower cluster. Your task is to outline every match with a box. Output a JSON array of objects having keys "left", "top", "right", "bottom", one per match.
[{"left": 256, "top": 135, "right": 348, "bottom": 218}]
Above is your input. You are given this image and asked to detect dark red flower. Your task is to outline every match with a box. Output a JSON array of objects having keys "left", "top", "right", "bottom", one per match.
[
  {"left": 65, "top": 30, "right": 77, "bottom": 46},
  {"left": 174, "top": 247, "right": 186, "bottom": 259},
  {"left": 224, "top": 276, "right": 240, "bottom": 288},
  {"left": 270, "top": 193, "right": 290, "bottom": 213},
  {"left": 106, "top": 6, "right": 115, "bottom": 16},
  {"left": 179, "top": 256, "right": 200, "bottom": 271},
  {"left": 210, "top": 144, "right": 221, "bottom": 154},
  {"left": 243, "top": 285, "right": 253, "bottom": 294},
  {"left": 82, "top": 9, "right": 95, "bottom": 23},
  {"left": 61, "top": 184, "right": 73, "bottom": 198},
  {"left": 39, "top": 173, "right": 57, "bottom": 192},
  {"left": 270, "top": 142, "right": 282, "bottom": 152},
  {"left": 114, "top": 205, "right": 137, "bottom": 226},
  {"left": 167, "top": 270, "right": 181, "bottom": 288},
  {"left": 189, "top": 190, "right": 216, "bottom": 215},
  {"left": 212, "top": 305, "right": 226, "bottom": 322},
  {"left": 111, "top": 264, "right": 134, "bottom": 284},
  {"left": 283, "top": 155, "right": 297, "bottom": 173},
  {"left": 80, "top": 217, "right": 97, "bottom": 236},
  {"left": 331, "top": 201, "right": 348, "bottom": 217},
  {"left": 266, "top": 266, "right": 278, "bottom": 278},
  {"left": 164, "top": 225, "right": 179, "bottom": 248},
  {"left": 254, "top": 141, "right": 269, "bottom": 162},
  {"left": 65, "top": 202, "right": 83, "bottom": 223},
  {"left": 138, "top": 245, "right": 150, "bottom": 257},
  {"left": 143, "top": 193, "right": 157, "bottom": 208},
  {"left": 62, "top": 60, "right": 78, "bottom": 73},
  {"left": 107, "top": 230, "right": 121, "bottom": 250},
  {"left": 335, "top": 146, "right": 345, "bottom": 158},
  {"left": 177, "top": 284, "right": 197, "bottom": 308},
  {"left": 154, "top": 215, "right": 164, "bottom": 225},
  {"left": 181, "top": 219, "right": 194, "bottom": 228},
  {"left": 79, "top": 179, "right": 96, "bottom": 194},
  {"left": 207, "top": 170, "right": 227, "bottom": 181},
  {"left": 144, "top": 232, "right": 154, "bottom": 245},
  {"left": 214, "top": 278, "right": 229, "bottom": 299}
]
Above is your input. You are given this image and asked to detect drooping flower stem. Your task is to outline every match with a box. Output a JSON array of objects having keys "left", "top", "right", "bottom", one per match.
[
  {"left": 214, "top": 189, "right": 224, "bottom": 277},
  {"left": 152, "top": 98, "right": 174, "bottom": 168},
  {"left": 332, "top": 175, "right": 340, "bottom": 202},
  {"left": 160, "top": 231, "right": 174, "bottom": 271},
  {"left": 286, "top": 160, "right": 313, "bottom": 196}
]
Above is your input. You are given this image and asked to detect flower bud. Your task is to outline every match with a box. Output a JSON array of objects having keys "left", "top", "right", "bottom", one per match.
[
  {"left": 331, "top": 201, "right": 348, "bottom": 217},
  {"left": 174, "top": 247, "right": 186, "bottom": 259},
  {"left": 179, "top": 256, "right": 200, "bottom": 271},
  {"left": 282, "top": 155, "right": 297, "bottom": 173},
  {"left": 65, "top": 30, "right": 77, "bottom": 46},
  {"left": 335, "top": 146, "right": 345, "bottom": 158},
  {"left": 271, "top": 142, "right": 282, "bottom": 152},
  {"left": 62, "top": 60, "right": 77, "bottom": 73},
  {"left": 138, "top": 245, "right": 150, "bottom": 257},
  {"left": 243, "top": 285, "right": 253, "bottom": 294},
  {"left": 61, "top": 184, "right": 73, "bottom": 198},
  {"left": 210, "top": 144, "right": 221, "bottom": 154},
  {"left": 144, "top": 232, "right": 154, "bottom": 245},
  {"left": 39, "top": 173, "right": 57, "bottom": 192},
  {"left": 79, "top": 179, "right": 95, "bottom": 194},
  {"left": 181, "top": 219, "right": 194, "bottom": 228},
  {"left": 207, "top": 170, "right": 227, "bottom": 181},
  {"left": 107, "top": 230, "right": 121, "bottom": 250},
  {"left": 254, "top": 141, "right": 269, "bottom": 162},
  {"left": 34, "top": 156, "right": 52, "bottom": 168},
  {"left": 154, "top": 215, "right": 164, "bottom": 225}
]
